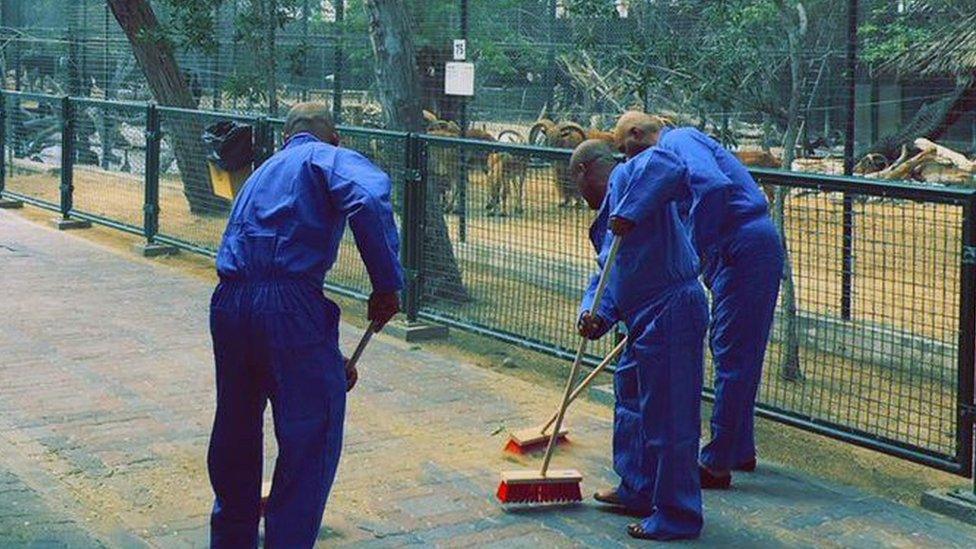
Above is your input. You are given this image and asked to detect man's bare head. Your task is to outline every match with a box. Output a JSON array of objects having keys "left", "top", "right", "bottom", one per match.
[
  {"left": 614, "top": 110, "right": 663, "bottom": 158},
  {"left": 570, "top": 139, "right": 618, "bottom": 210},
  {"left": 284, "top": 102, "right": 339, "bottom": 145}
]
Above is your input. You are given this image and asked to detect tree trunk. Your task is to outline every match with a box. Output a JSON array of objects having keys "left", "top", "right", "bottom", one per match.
[
  {"left": 107, "top": 0, "right": 229, "bottom": 216},
  {"left": 775, "top": 0, "right": 805, "bottom": 382},
  {"left": 364, "top": 0, "right": 469, "bottom": 302}
]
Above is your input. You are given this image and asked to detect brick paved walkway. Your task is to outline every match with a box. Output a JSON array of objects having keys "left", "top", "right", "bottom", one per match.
[{"left": 2, "top": 208, "right": 976, "bottom": 548}]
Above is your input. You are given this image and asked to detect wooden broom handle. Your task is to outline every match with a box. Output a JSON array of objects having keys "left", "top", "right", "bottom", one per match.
[
  {"left": 539, "top": 336, "right": 627, "bottom": 434},
  {"left": 346, "top": 321, "right": 380, "bottom": 370},
  {"left": 541, "top": 235, "right": 622, "bottom": 476}
]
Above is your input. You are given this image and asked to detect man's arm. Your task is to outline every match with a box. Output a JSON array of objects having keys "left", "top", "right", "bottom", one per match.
[
  {"left": 323, "top": 149, "right": 404, "bottom": 326},
  {"left": 577, "top": 229, "right": 620, "bottom": 340},
  {"left": 609, "top": 147, "right": 690, "bottom": 233}
]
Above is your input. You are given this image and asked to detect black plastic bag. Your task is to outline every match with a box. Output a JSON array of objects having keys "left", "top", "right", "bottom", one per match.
[{"left": 202, "top": 120, "right": 254, "bottom": 172}]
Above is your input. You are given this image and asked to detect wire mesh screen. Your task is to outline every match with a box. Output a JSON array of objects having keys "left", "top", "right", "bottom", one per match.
[
  {"left": 2, "top": 92, "right": 62, "bottom": 209},
  {"left": 68, "top": 98, "right": 146, "bottom": 230},
  {"left": 155, "top": 107, "right": 257, "bottom": 252},
  {"left": 417, "top": 135, "right": 617, "bottom": 360},
  {"left": 746, "top": 181, "right": 965, "bottom": 463}
]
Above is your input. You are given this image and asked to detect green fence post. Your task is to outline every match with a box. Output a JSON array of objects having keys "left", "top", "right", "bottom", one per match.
[
  {"left": 401, "top": 133, "right": 424, "bottom": 322},
  {"left": 392, "top": 133, "right": 446, "bottom": 341},
  {"left": 52, "top": 96, "right": 89, "bottom": 230},
  {"left": 134, "top": 102, "right": 175, "bottom": 257},
  {"left": 0, "top": 92, "right": 22, "bottom": 209},
  {"left": 253, "top": 117, "right": 272, "bottom": 169}
]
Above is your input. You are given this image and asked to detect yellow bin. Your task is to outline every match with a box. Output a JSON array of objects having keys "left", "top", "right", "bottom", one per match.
[{"left": 208, "top": 160, "right": 253, "bottom": 200}]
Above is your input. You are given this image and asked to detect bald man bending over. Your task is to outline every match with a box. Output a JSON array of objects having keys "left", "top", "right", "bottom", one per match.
[
  {"left": 572, "top": 139, "right": 708, "bottom": 540},
  {"left": 615, "top": 111, "right": 784, "bottom": 490},
  {"left": 208, "top": 103, "right": 403, "bottom": 547}
]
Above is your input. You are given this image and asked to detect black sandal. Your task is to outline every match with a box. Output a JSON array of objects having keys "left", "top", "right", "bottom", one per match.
[
  {"left": 627, "top": 523, "right": 656, "bottom": 540},
  {"left": 699, "top": 465, "right": 732, "bottom": 490},
  {"left": 733, "top": 457, "right": 757, "bottom": 472}
]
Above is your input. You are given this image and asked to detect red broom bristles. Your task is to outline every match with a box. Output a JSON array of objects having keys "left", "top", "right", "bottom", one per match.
[{"left": 496, "top": 480, "right": 582, "bottom": 504}]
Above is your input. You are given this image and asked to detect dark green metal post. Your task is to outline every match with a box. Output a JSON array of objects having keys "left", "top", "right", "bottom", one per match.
[
  {"left": 457, "top": 0, "right": 469, "bottom": 242},
  {"left": 957, "top": 198, "right": 976, "bottom": 490},
  {"left": 401, "top": 134, "right": 427, "bottom": 322},
  {"left": 59, "top": 96, "right": 74, "bottom": 219},
  {"left": 253, "top": 117, "right": 273, "bottom": 168},
  {"left": 332, "top": 0, "right": 345, "bottom": 124},
  {"left": 143, "top": 103, "right": 161, "bottom": 243},
  {"left": 0, "top": 93, "right": 6, "bottom": 196},
  {"left": 545, "top": 0, "right": 556, "bottom": 114},
  {"left": 841, "top": 0, "right": 857, "bottom": 320}
]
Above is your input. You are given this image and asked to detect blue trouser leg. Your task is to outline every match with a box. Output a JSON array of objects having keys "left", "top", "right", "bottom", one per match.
[
  {"left": 631, "top": 283, "right": 709, "bottom": 540},
  {"left": 208, "top": 294, "right": 267, "bottom": 549},
  {"left": 259, "top": 287, "right": 347, "bottom": 549},
  {"left": 208, "top": 282, "right": 347, "bottom": 549},
  {"left": 700, "top": 219, "right": 784, "bottom": 472},
  {"left": 612, "top": 362, "right": 652, "bottom": 513}
]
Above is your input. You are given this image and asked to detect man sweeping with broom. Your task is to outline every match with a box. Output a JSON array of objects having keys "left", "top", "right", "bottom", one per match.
[
  {"left": 614, "top": 112, "right": 784, "bottom": 490},
  {"left": 207, "top": 103, "right": 402, "bottom": 548},
  {"left": 572, "top": 139, "right": 709, "bottom": 540}
]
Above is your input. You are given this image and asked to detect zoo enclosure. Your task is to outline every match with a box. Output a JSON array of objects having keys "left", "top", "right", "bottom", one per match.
[{"left": 1, "top": 90, "right": 975, "bottom": 486}]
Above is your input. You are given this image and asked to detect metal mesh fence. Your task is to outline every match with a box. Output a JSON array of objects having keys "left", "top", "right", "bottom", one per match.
[
  {"left": 2, "top": 92, "right": 61, "bottom": 209},
  {"left": 68, "top": 98, "right": 146, "bottom": 231},
  {"left": 155, "top": 107, "right": 257, "bottom": 252},
  {"left": 1, "top": 92, "right": 972, "bottom": 474},
  {"left": 418, "top": 135, "right": 618, "bottom": 360},
  {"left": 751, "top": 183, "right": 963, "bottom": 461}
]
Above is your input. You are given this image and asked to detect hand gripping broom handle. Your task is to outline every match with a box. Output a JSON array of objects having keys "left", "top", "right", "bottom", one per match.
[
  {"left": 540, "top": 235, "right": 622, "bottom": 476},
  {"left": 346, "top": 321, "right": 380, "bottom": 371},
  {"left": 538, "top": 336, "right": 627, "bottom": 435}
]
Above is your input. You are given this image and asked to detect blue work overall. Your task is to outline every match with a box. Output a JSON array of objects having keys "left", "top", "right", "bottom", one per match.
[
  {"left": 208, "top": 133, "right": 403, "bottom": 548},
  {"left": 581, "top": 148, "right": 708, "bottom": 540},
  {"left": 658, "top": 127, "right": 784, "bottom": 472}
]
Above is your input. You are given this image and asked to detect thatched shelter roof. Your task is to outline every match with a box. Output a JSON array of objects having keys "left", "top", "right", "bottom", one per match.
[{"left": 885, "top": 11, "right": 976, "bottom": 76}]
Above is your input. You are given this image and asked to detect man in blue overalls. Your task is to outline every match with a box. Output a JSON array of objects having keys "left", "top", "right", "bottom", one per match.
[
  {"left": 208, "top": 103, "right": 403, "bottom": 548},
  {"left": 615, "top": 111, "right": 785, "bottom": 489},
  {"left": 571, "top": 139, "right": 709, "bottom": 540}
]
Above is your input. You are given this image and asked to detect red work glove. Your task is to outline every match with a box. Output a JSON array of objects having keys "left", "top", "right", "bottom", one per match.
[
  {"left": 578, "top": 312, "right": 608, "bottom": 340},
  {"left": 368, "top": 291, "right": 400, "bottom": 330},
  {"left": 609, "top": 216, "right": 635, "bottom": 236},
  {"left": 344, "top": 356, "right": 358, "bottom": 392}
]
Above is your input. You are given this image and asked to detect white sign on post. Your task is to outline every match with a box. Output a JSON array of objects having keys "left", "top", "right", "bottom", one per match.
[
  {"left": 444, "top": 62, "right": 475, "bottom": 97},
  {"left": 453, "top": 39, "right": 467, "bottom": 61}
]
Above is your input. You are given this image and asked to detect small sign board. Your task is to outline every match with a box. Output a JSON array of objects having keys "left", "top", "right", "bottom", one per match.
[
  {"left": 453, "top": 39, "right": 467, "bottom": 61},
  {"left": 445, "top": 62, "right": 475, "bottom": 97}
]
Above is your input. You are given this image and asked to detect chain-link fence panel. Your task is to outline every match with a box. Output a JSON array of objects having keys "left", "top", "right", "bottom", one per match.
[
  {"left": 2, "top": 92, "right": 62, "bottom": 209},
  {"left": 155, "top": 107, "right": 258, "bottom": 252},
  {"left": 417, "top": 134, "right": 619, "bottom": 361},
  {"left": 68, "top": 98, "right": 146, "bottom": 231},
  {"left": 748, "top": 173, "right": 971, "bottom": 470}
]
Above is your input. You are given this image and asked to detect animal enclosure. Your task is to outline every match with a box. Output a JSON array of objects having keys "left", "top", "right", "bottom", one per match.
[{"left": 2, "top": 92, "right": 974, "bottom": 479}]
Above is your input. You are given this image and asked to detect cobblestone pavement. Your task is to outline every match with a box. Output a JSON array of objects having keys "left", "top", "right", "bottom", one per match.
[{"left": 2, "top": 209, "right": 976, "bottom": 548}]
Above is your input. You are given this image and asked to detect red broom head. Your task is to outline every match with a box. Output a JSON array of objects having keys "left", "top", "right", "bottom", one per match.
[
  {"left": 503, "top": 434, "right": 569, "bottom": 455},
  {"left": 496, "top": 479, "right": 582, "bottom": 504}
]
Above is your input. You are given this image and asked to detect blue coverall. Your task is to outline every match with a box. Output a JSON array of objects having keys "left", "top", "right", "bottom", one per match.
[
  {"left": 657, "top": 127, "right": 785, "bottom": 472},
  {"left": 208, "top": 132, "right": 403, "bottom": 548},
  {"left": 580, "top": 148, "right": 709, "bottom": 540}
]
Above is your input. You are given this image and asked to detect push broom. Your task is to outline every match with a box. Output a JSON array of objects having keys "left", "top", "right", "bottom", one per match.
[
  {"left": 497, "top": 235, "right": 622, "bottom": 504},
  {"left": 504, "top": 336, "right": 626, "bottom": 454},
  {"left": 260, "top": 321, "right": 380, "bottom": 515}
]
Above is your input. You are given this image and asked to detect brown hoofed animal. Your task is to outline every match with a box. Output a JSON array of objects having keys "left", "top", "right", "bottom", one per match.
[
  {"left": 530, "top": 119, "right": 614, "bottom": 208},
  {"left": 735, "top": 149, "right": 782, "bottom": 204},
  {"left": 425, "top": 115, "right": 497, "bottom": 214},
  {"left": 486, "top": 130, "right": 529, "bottom": 217}
]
